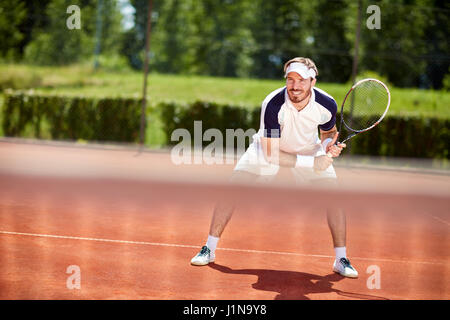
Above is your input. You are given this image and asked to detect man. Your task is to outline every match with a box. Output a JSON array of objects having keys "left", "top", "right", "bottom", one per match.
[{"left": 190, "top": 57, "right": 358, "bottom": 278}]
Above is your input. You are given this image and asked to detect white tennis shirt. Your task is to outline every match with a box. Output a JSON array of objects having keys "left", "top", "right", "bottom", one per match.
[{"left": 256, "top": 86, "right": 338, "bottom": 156}]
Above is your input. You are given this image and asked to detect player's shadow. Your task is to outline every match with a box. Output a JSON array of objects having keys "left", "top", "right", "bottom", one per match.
[{"left": 208, "top": 263, "right": 388, "bottom": 300}]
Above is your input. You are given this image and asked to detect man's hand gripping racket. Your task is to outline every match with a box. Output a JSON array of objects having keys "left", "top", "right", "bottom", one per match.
[{"left": 325, "top": 132, "right": 345, "bottom": 158}]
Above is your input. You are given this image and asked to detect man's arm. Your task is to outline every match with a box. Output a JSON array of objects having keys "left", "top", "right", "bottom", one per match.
[
  {"left": 260, "top": 137, "right": 297, "bottom": 167},
  {"left": 260, "top": 137, "right": 333, "bottom": 170},
  {"left": 320, "top": 125, "right": 338, "bottom": 144}
]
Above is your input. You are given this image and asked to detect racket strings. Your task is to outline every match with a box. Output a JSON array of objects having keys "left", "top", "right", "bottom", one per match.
[{"left": 343, "top": 80, "right": 389, "bottom": 132}]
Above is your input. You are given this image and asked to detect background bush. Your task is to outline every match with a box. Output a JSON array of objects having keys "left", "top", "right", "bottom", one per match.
[
  {"left": 2, "top": 90, "right": 449, "bottom": 159},
  {"left": 2, "top": 90, "right": 141, "bottom": 142}
]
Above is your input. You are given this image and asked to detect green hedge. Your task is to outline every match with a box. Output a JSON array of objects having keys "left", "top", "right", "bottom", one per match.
[
  {"left": 2, "top": 91, "right": 449, "bottom": 159},
  {"left": 2, "top": 90, "right": 142, "bottom": 142},
  {"left": 160, "top": 101, "right": 259, "bottom": 147},
  {"left": 348, "top": 116, "right": 449, "bottom": 159},
  {"left": 158, "top": 101, "right": 449, "bottom": 159}
]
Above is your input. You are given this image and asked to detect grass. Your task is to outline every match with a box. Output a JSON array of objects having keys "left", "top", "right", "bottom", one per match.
[
  {"left": 0, "top": 94, "right": 3, "bottom": 136},
  {"left": 1, "top": 63, "right": 449, "bottom": 119}
]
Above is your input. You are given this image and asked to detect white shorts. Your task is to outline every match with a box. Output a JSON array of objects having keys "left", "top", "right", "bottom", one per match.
[{"left": 234, "top": 137, "right": 337, "bottom": 184}]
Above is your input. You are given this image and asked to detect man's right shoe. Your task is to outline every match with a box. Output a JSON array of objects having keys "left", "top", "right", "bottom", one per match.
[
  {"left": 333, "top": 257, "right": 358, "bottom": 278},
  {"left": 191, "top": 246, "right": 215, "bottom": 266}
]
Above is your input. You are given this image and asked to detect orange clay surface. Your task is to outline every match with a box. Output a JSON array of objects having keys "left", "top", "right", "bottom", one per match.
[{"left": 0, "top": 140, "right": 449, "bottom": 299}]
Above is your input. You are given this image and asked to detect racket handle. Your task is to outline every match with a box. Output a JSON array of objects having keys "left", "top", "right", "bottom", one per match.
[{"left": 326, "top": 140, "right": 343, "bottom": 157}]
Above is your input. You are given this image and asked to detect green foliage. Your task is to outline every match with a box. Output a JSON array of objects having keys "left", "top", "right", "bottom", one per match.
[
  {"left": 95, "top": 0, "right": 124, "bottom": 55},
  {"left": 1, "top": 88, "right": 448, "bottom": 158},
  {"left": 306, "top": 0, "right": 353, "bottom": 83},
  {"left": 349, "top": 115, "right": 449, "bottom": 159},
  {"left": 23, "top": 0, "right": 123, "bottom": 66},
  {"left": 119, "top": 27, "right": 143, "bottom": 70},
  {"left": 10, "top": 0, "right": 52, "bottom": 59},
  {"left": 443, "top": 70, "right": 450, "bottom": 91},
  {"left": 353, "top": 70, "right": 392, "bottom": 88},
  {"left": 122, "top": 0, "right": 163, "bottom": 70},
  {"left": 24, "top": 0, "right": 92, "bottom": 65},
  {"left": 158, "top": 100, "right": 449, "bottom": 159},
  {"left": 148, "top": 0, "right": 257, "bottom": 77},
  {"left": 2, "top": 90, "right": 141, "bottom": 142},
  {"left": 423, "top": 0, "right": 450, "bottom": 89},
  {"left": 1, "top": 0, "right": 449, "bottom": 88},
  {"left": 130, "top": 0, "right": 448, "bottom": 88},
  {"left": 359, "top": 0, "right": 436, "bottom": 88},
  {"left": 0, "top": 65, "right": 43, "bottom": 91},
  {"left": 160, "top": 100, "right": 256, "bottom": 148},
  {"left": 92, "top": 54, "right": 132, "bottom": 72},
  {"left": 2, "top": 63, "right": 448, "bottom": 119},
  {"left": 0, "top": 0, "right": 27, "bottom": 60},
  {"left": 249, "top": 0, "right": 308, "bottom": 79}
]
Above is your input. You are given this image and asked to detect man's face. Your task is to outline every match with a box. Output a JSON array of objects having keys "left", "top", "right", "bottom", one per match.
[{"left": 286, "top": 72, "right": 316, "bottom": 104}]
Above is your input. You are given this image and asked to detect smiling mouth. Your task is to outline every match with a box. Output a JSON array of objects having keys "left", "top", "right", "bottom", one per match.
[{"left": 290, "top": 90, "right": 303, "bottom": 97}]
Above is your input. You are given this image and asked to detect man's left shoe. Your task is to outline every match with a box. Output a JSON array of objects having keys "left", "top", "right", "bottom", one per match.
[
  {"left": 333, "top": 257, "right": 358, "bottom": 278},
  {"left": 190, "top": 246, "right": 215, "bottom": 266}
]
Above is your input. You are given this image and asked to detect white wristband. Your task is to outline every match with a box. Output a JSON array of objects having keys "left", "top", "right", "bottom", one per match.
[
  {"left": 322, "top": 138, "right": 333, "bottom": 151},
  {"left": 295, "top": 155, "right": 315, "bottom": 168}
]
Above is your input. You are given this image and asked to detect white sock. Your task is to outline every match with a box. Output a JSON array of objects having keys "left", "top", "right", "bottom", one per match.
[
  {"left": 334, "top": 247, "right": 347, "bottom": 260},
  {"left": 206, "top": 235, "right": 219, "bottom": 254}
]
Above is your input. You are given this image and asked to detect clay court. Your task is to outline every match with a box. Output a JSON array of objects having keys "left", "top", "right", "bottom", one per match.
[{"left": 0, "top": 140, "right": 449, "bottom": 300}]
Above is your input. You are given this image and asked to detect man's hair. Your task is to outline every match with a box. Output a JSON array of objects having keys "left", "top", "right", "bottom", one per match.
[{"left": 283, "top": 57, "right": 319, "bottom": 77}]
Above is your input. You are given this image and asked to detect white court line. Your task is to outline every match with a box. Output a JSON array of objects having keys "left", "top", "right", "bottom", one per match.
[
  {"left": 422, "top": 212, "right": 450, "bottom": 227},
  {"left": 0, "top": 230, "right": 446, "bottom": 266}
]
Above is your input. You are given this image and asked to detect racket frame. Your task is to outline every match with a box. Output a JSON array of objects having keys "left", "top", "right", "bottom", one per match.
[{"left": 338, "top": 78, "right": 391, "bottom": 144}]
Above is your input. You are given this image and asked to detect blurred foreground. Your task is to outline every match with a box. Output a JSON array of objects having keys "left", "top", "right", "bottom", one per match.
[{"left": 0, "top": 138, "right": 448, "bottom": 299}]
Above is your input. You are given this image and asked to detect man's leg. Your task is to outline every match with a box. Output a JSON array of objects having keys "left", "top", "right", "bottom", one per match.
[
  {"left": 208, "top": 201, "right": 235, "bottom": 238},
  {"left": 209, "top": 170, "right": 259, "bottom": 236},
  {"left": 327, "top": 207, "right": 357, "bottom": 278},
  {"left": 326, "top": 207, "right": 346, "bottom": 248},
  {"left": 191, "top": 170, "right": 259, "bottom": 266},
  {"left": 309, "top": 178, "right": 346, "bottom": 248},
  {"left": 309, "top": 177, "right": 358, "bottom": 278}
]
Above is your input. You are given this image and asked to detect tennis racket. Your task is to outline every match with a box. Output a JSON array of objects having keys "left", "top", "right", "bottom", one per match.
[{"left": 327, "top": 78, "right": 391, "bottom": 156}]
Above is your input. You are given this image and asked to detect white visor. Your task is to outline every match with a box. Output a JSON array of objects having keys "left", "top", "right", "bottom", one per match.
[{"left": 284, "top": 62, "right": 316, "bottom": 79}]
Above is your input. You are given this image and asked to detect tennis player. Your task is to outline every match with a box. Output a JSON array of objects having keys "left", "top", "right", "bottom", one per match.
[{"left": 191, "top": 57, "right": 358, "bottom": 278}]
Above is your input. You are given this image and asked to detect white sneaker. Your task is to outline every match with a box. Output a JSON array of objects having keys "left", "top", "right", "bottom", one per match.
[
  {"left": 190, "top": 246, "right": 215, "bottom": 266},
  {"left": 333, "top": 257, "right": 358, "bottom": 278}
]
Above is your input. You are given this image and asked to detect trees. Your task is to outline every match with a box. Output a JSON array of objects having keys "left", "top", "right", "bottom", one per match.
[
  {"left": 16, "top": 0, "right": 52, "bottom": 58},
  {"left": 24, "top": 0, "right": 91, "bottom": 65},
  {"left": 188, "top": 0, "right": 256, "bottom": 77},
  {"left": 147, "top": 0, "right": 256, "bottom": 77},
  {"left": 307, "top": 0, "right": 353, "bottom": 83},
  {"left": 121, "top": 0, "right": 162, "bottom": 70},
  {"left": 249, "top": 0, "right": 308, "bottom": 79},
  {"left": 359, "top": 0, "right": 430, "bottom": 87},
  {"left": 423, "top": 0, "right": 450, "bottom": 89},
  {"left": 21, "top": 0, "right": 122, "bottom": 66},
  {"left": 0, "top": 0, "right": 27, "bottom": 60},
  {"left": 0, "top": 0, "right": 447, "bottom": 88}
]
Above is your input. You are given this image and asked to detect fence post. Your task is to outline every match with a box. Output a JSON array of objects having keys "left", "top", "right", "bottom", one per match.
[
  {"left": 140, "top": 0, "right": 153, "bottom": 146},
  {"left": 348, "top": 0, "right": 362, "bottom": 153}
]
